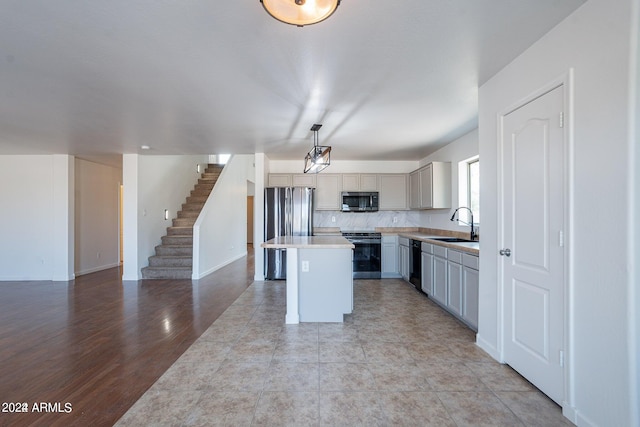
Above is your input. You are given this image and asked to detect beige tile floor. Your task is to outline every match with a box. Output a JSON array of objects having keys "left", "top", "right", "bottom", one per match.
[{"left": 115, "top": 279, "right": 573, "bottom": 426}]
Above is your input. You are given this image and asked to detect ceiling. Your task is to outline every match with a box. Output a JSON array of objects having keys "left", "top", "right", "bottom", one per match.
[{"left": 0, "top": 1, "right": 585, "bottom": 167}]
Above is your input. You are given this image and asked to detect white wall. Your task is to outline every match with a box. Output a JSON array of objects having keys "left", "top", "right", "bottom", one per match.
[
  {"left": 478, "top": 0, "right": 638, "bottom": 425},
  {"left": 193, "top": 155, "right": 253, "bottom": 279},
  {"left": 253, "top": 153, "right": 268, "bottom": 281},
  {"left": 122, "top": 154, "right": 139, "bottom": 281},
  {"left": 74, "top": 158, "right": 122, "bottom": 276},
  {"left": 122, "top": 154, "right": 208, "bottom": 280},
  {"left": 0, "top": 155, "right": 74, "bottom": 281},
  {"left": 415, "top": 129, "right": 479, "bottom": 233}
]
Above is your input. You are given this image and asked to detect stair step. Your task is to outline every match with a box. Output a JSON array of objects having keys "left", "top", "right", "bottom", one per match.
[
  {"left": 200, "top": 172, "right": 220, "bottom": 179},
  {"left": 167, "top": 226, "right": 193, "bottom": 236},
  {"left": 181, "top": 202, "right": 205, "bottom": 211},
  {"left": 161, "top": 235, "right": 193, "bottom": 245},
  {"left": 186, "top": 195, "right": 208, "bottom": 204},
  {"left": 173, "top": 218, "right": 196, "bottom": 227},
  {"left": 148, "top": 255, "right": 192, "bottom": 267},
  {"left": 155, "top": 245, "right": 193, "bottom": 256},
  {"left": 194, "top": 184, "right": 214, "bottom": 192},
  {"left": 177, "top": 210, "right": 199, "bottom": 219},
  {"left": 190, "top": 189, "right": 212, "bottom": 197},
  {"left": 198, "top": 177, "right": 218, "bottom": 184},
  {"left": 142, "top": 266, "right": 192, "bottom": 280}
]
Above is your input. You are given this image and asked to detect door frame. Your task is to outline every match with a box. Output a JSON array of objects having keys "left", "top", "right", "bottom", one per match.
[{"left": 496, "top": 70, "right": 574, "bottom": 411}]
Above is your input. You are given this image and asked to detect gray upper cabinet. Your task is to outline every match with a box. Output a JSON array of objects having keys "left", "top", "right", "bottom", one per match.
[
  {"left": 292, "top": 174, "right": 317, "bottom": 188},
  {"left": 409, "top": 162, "right": 452, "bottom": 209},
  {"left": 379, "top": 174, "right": 408, "bottom": 210},
  {"left": 268, "top": 174, "right": 317, "bottom": 188},
  {"left": 342, "top": 174, "right": 378, "bottom": 191},
  {"left": 268, "top": 174, "right": 292, "bottom": 187},
  {"left": 269, "top": 172, "right": 406, "bottom": 211},
  {"left": 315, "top": 174, "right": 342, "bottom": 210}
]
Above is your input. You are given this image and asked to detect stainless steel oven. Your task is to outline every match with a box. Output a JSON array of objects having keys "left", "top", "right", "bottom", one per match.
[{"left": 341, "top": 231, "right": 381, "bottom": 279}]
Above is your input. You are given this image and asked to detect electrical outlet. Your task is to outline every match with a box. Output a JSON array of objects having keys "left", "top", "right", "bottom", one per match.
[
  {"left": 301, "top": 261, "right": 310, "bottom": 272},
  {"left": 331, "top": 216, "right": 336, "bottom": 223},
  {"left": 393, "top": 217, "right": 398, "bottom": 223}
]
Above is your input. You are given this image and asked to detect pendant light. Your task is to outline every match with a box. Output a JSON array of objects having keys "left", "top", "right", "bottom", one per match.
[
  {"left": 304, "top": 124, "right": 331, "bottom": 174},
  {"left": 260, "top": 0, "right": 340, "bottom": 27}
]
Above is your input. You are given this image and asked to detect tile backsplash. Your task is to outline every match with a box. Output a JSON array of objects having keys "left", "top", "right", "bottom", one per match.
[
  {"left": 314, "top": 210, "right": 422, "bottom": 231},
  {"left": 313, "top": 209, "right": 476, "bottom": 236}
]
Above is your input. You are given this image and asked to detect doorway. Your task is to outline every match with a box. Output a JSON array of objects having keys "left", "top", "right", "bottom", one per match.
[
  {"left": 499, "top": 83, "right": 567, "bottom": 405},
  {"left": 247, "top": 195, "right": 254, "bottom": 245}
]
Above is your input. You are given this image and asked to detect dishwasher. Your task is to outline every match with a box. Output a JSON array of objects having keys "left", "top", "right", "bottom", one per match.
[{"left": 409, "top": 240, "right": 422, "bottom": 290}]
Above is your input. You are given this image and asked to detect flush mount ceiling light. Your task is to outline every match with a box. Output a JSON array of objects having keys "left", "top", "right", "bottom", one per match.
[
  {"left": 260, "top": 0, "right": 340, "bottom": 27},
  {"left": 304, "top": 124, "right": 331, "bottom": 174}
]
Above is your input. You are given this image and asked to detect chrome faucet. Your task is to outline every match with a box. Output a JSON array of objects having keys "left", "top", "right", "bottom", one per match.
[{"left": 450, "top": 207, "right": 477, "bottom": 241}]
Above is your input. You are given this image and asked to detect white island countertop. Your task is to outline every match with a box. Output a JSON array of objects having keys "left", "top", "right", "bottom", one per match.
[{"left": 262, "top": 235, "right": 354, "bottom": 249}]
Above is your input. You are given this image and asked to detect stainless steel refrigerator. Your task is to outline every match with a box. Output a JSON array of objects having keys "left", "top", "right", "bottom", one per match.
[{"left": 264, "top": 187, "right": 314, "bottom": 279}]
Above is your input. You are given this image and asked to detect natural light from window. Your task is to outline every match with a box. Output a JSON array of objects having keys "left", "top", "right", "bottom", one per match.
[{"left": 458, "top": 156, "right": 480, "bottom": 224}]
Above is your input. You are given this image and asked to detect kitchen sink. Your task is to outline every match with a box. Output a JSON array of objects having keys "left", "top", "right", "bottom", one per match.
[{"left": 429, "top": 237, "right": 476, "bottom": 243}]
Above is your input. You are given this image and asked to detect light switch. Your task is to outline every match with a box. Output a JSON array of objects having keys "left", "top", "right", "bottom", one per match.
[{"left": 301, "top": 260, "right": 309, "bottom": 272}]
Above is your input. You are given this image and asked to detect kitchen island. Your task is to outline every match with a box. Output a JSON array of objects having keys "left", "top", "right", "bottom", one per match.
[{"left": 261, "top": 236, "right": 354, "bottom": 324}]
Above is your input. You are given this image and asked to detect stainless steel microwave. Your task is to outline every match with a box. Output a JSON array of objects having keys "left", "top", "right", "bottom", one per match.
[{"left": 341, "top": 192, "right": 379, "bottom": 212}]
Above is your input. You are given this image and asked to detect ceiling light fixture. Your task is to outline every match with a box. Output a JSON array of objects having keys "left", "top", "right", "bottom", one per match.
[
  {"left": 304, "top": 124, "right": 331, "bottom": 174},
  {"left": 260, "top": 0, "right": 340, "bottom": 27}
]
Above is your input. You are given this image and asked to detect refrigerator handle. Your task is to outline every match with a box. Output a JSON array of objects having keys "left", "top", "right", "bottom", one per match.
[{"left": 285, "top": 187, "right": 291, "bottom": 236}]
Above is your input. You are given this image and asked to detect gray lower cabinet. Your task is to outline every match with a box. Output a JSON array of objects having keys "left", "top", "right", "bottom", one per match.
[
  {"left": 421, "top": 243, "right": 479, "bottom": 331},
  {"left": 382, "top": 235, "right": 400, "bottom": 278},
  {"left": 421, "top": 243, "right": 434, "bottom": 296},
  {"left": 398, "top": 237, "right": 410, "bottom": 282},
  {"left": 462, "top": 253, "right": 479, "bottom": 330},
  {"left": 446, "top": 250, "right": 463, "bottom": 317},
  {"left": 431, "top": 246, "right": 448, "bottom": 306}
]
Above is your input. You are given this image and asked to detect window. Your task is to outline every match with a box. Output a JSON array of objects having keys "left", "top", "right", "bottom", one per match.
[
  {"left": 458, "top": 156, "right": 479, "bottom": 224},
  {"left": 467, "top": 158, "right": 479, "bottom": 223},
  {"left": 210, "top": 154, "right": 231, "bottom": 164}
]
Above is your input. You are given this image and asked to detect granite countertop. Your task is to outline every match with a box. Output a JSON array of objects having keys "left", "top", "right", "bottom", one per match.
[
  {"left": 396, "top": 231, "right": 479, "bottom": 255},
  {"left": 262, "top": 235, "right": 354, "bottom": 249},
  {"left": 311, "top": 227, "right": 479, "bottom": 255}
]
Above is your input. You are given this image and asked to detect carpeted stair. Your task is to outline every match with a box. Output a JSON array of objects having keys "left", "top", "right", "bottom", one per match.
[{"left": 141, "top": 164, "right": 224, "bottom": 279}]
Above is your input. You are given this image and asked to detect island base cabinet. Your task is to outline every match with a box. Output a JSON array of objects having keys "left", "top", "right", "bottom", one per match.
[{"left": 298, "top": 248, "right": 353, "bottom": 322}]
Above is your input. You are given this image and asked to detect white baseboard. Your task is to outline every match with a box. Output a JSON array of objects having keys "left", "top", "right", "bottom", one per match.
[
  {"left": 192, "top": 251, "right": 247, "bottom": 280},
  {"left": 561, "top": 404, "right": 579, "bottom": 426},
  {"left": 475, "top": 334, "right": 502, "bottom": 362},
  {"left": 75, "top": 262, "right": 120, "bottom": 277}
]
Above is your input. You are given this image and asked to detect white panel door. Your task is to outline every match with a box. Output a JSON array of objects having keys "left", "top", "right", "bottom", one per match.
[{"left": 501, "top": 85, "right": 565, "bottom": 404}]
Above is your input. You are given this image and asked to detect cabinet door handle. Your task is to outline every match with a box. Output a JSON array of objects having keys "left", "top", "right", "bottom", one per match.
[{"left": 499, "top": 248, "right": 511, "bottom": 257}]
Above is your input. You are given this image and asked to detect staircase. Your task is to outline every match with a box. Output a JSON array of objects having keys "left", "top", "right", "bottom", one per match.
[{"left": 141, "top": 164, "right": 224, "bottom": 279}]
